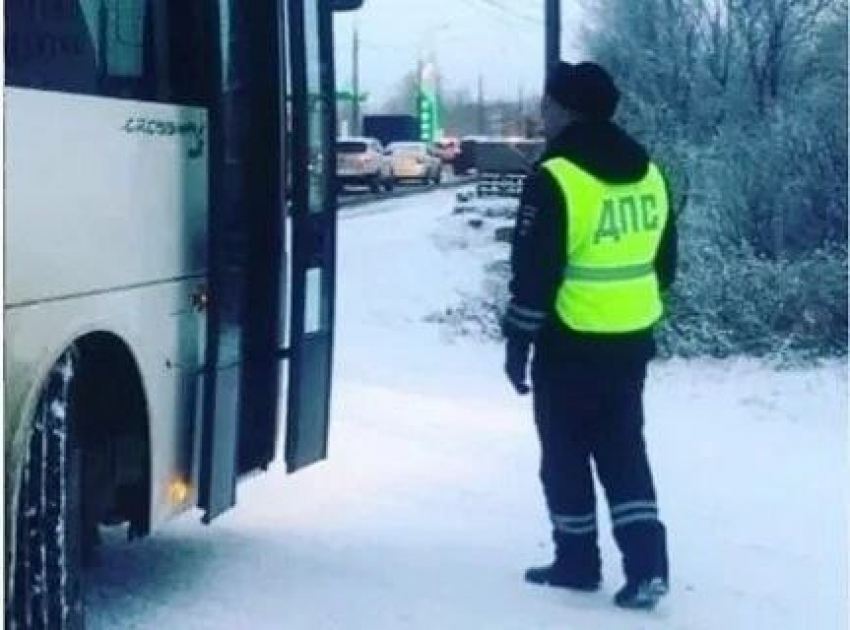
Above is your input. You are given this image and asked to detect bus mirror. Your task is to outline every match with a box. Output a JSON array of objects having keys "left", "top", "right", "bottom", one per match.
[{"left": 328, "top": 0, "right": 363, "bottom": 11}]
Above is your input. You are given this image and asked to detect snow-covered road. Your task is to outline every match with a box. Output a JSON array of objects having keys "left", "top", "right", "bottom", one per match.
[{"left": 88, "top": 189, "right": 848, "bottom": 630}]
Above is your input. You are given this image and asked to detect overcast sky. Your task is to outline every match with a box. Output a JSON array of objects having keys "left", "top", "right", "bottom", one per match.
[{"left": 333, "top": 0, "right": 586, "bottom": 111}]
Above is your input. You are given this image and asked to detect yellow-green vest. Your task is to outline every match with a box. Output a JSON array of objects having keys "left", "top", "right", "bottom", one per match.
[{"left": 541, "top": 157, "right": 669, "bottom": 333}]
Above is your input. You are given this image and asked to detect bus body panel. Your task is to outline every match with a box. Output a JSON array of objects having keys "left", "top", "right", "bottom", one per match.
[
  {"left": 5, "top": 282, "right": 204, "bottom": 531},
  {"left": 4, "top": 87, "right": 209, "bottom": 530},
  {"left": 5, "top": 88, "right": 208, "bottom": 306}
]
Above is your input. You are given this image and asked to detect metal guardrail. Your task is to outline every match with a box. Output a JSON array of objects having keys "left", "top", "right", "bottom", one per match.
[
  {"left": 475, "top": 173, "right": 527, "bottom": 199},
  {"left": 337, "top": 175, "right": 476, "bottom": 210}
]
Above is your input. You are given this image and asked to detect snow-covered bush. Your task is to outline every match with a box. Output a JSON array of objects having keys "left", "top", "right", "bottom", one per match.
[
  {"left": 658, "top": 242, "right": 848, "bottom": 360},
  {"left": 433, "top": 238, "right": 847, "bottom": 361}
]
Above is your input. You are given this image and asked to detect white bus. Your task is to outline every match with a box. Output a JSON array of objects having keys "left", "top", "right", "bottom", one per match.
[{"left": 4, "top": 0, "right": 362, "bottom": 627}]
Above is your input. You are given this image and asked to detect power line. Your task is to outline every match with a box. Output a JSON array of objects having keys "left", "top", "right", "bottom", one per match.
[
  {"left": 477, "top": 0, "right": 540, "bottom": 22},
  {"left": 470, "top": 0, "right": 543, "bottom": 26},
  {"left": 490, "top": 0, "right": 544, "bottom": 24},
  {"left": 358, "top": 38, "right": 401, "bottom": 52}
]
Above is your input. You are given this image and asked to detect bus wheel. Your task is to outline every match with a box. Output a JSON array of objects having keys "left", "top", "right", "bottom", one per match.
[{"left": 9, "top": 350, "right": 85, "bottom": 630}]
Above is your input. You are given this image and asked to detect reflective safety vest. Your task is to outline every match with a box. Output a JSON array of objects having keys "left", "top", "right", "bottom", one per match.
[{"left": 541, "top": 157, "right": 669, "bottom": 333}]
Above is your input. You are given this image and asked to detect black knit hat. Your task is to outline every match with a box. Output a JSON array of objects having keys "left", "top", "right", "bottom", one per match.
[{"left": 545, "top": 61, "right": 620, "bottom": 120}]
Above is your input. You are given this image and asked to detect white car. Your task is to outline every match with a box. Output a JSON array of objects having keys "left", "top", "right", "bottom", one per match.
[
  {"left": 336, "top": 137, "right": 394, "bottom": 192},
  {"left": 386, "top": 142, "right": 442, "bottom": 185}
]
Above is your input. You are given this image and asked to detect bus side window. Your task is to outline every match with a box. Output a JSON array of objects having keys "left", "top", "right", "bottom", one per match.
[
  {"left": 97, "top": 0, "right": 209, "bottom": 105},
  {"left": 5, "top": 0, "right": 99, "bottom": 92},
  {"left": 95, "top": 0, "right": 152, "bottom": 99},
  {"left": 5, "top": 0, "right": 208, "bottom": 106},
  {"left": 162, "top": 0, "right": 210, "bottom": 106}
]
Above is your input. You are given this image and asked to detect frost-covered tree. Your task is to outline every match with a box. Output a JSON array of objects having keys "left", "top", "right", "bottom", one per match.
[{"left": 580, "top": 0, "right": 848, "bottom": 357}]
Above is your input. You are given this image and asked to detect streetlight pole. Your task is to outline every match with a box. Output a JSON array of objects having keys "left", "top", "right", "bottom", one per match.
[
  {"left": 351, "top": 25, "right": 360, "bottom": 135},
  {"left": 545, "top": 0, "right": 561, "bottom": 71}
]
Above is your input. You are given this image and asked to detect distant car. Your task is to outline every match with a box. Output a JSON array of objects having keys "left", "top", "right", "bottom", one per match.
[
  {"left": 475, "top": 137, "right": 544, "bottom": 175},
  {"left": 336, "top": 137, "right": 394, "bottom": 192},
  {"left": 454, "top": 136, "right": 544, "bottom": 175},
  {"left": 453, "top": 136, "right": 482, "bottom": 175},
  {"left": 386, "top": 141, "right": 442, "bottom": 185},
  {"left": 433, "top": 137, "right": 460, "bottom": 163}
]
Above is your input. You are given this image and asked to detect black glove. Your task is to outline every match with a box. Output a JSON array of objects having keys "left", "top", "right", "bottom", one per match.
[{"left": 505, "top": 338, "right": 531, "bottom": 395}]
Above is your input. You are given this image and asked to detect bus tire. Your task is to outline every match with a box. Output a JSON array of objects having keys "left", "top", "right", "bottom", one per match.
[{"left": 8, "top": 350, "right": 85, "bottom": 630}]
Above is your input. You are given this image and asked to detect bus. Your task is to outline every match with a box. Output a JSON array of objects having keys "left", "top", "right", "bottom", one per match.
[{"left": 4, "top": 0, "right": 362, "bottom": 627}]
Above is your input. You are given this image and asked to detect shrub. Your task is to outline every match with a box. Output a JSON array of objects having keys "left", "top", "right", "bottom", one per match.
[{"left": 658, "top": 242, "right": 848, "bottom": 359}]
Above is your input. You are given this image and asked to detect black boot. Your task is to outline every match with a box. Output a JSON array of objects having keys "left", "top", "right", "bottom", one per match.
[
  {"left": 524, "top": 560, "right": 601, "bottom": 592},
  {"left": 612, "top": 520, "right": 669, "bottom": 609},
  {"left": 613, "top": 577, "right": 668, "bottom": 610}
]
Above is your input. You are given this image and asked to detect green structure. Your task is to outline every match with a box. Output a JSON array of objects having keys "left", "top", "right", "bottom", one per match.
[{"left": 418, "top": 86, "right": 439, "bottom": 143}]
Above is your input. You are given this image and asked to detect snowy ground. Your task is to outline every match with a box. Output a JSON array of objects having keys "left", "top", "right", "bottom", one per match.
[{"left": 88, "top": 189, "right": 849, "bottom": 630}]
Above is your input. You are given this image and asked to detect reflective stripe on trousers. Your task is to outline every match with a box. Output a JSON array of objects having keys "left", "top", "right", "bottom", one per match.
[
  {"left": 550, "top": 512, "right": 597, "bottom": 535},
  {"left": 610, "top": 500, "right": 659, "bottom": 529}
]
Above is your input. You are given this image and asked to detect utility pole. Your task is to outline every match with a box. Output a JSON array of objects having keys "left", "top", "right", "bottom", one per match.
[
  {"left": 477, "top": 74, "right": 485, "bottom": 135},
  {"left": 517, "top": 84, "right": 524, "bottom": 135},
  {"left": 545, "top": 0, "right": 561, "bottom": 71},
  {"left": 351, "top": 26, "right": 360, "bottom": 135},
  {"left": 417, "top": 56, "right": 424, "bottom": 117}
]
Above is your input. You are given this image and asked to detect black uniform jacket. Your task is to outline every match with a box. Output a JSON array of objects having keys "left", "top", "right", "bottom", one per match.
[{"left": 503, "top": 120, "right": 678, "bottom": 365}]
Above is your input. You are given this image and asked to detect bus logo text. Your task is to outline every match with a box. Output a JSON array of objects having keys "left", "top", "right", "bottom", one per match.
[{"left": 121, "top": 118, "right": 205, "bottom": 159}]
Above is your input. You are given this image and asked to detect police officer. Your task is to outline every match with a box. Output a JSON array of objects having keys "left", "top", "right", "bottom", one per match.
[{"left": 502, "top": 61, "right": 677, "bottom": 610}]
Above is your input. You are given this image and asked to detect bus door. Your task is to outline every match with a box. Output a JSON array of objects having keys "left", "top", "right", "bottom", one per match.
[
  {"left": 284, "top": 0, "right": 338, "bottom": 472},
  {"left": 199, "top": 0, "right": 283, "bottom": 522},
  {"left": 200, "top": 0, "right": 361, "bottom": 521}
]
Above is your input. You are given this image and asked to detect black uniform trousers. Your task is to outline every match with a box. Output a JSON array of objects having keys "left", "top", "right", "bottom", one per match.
[{"left": 531, "top": 346, "right": 668, "bottom": 584}]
